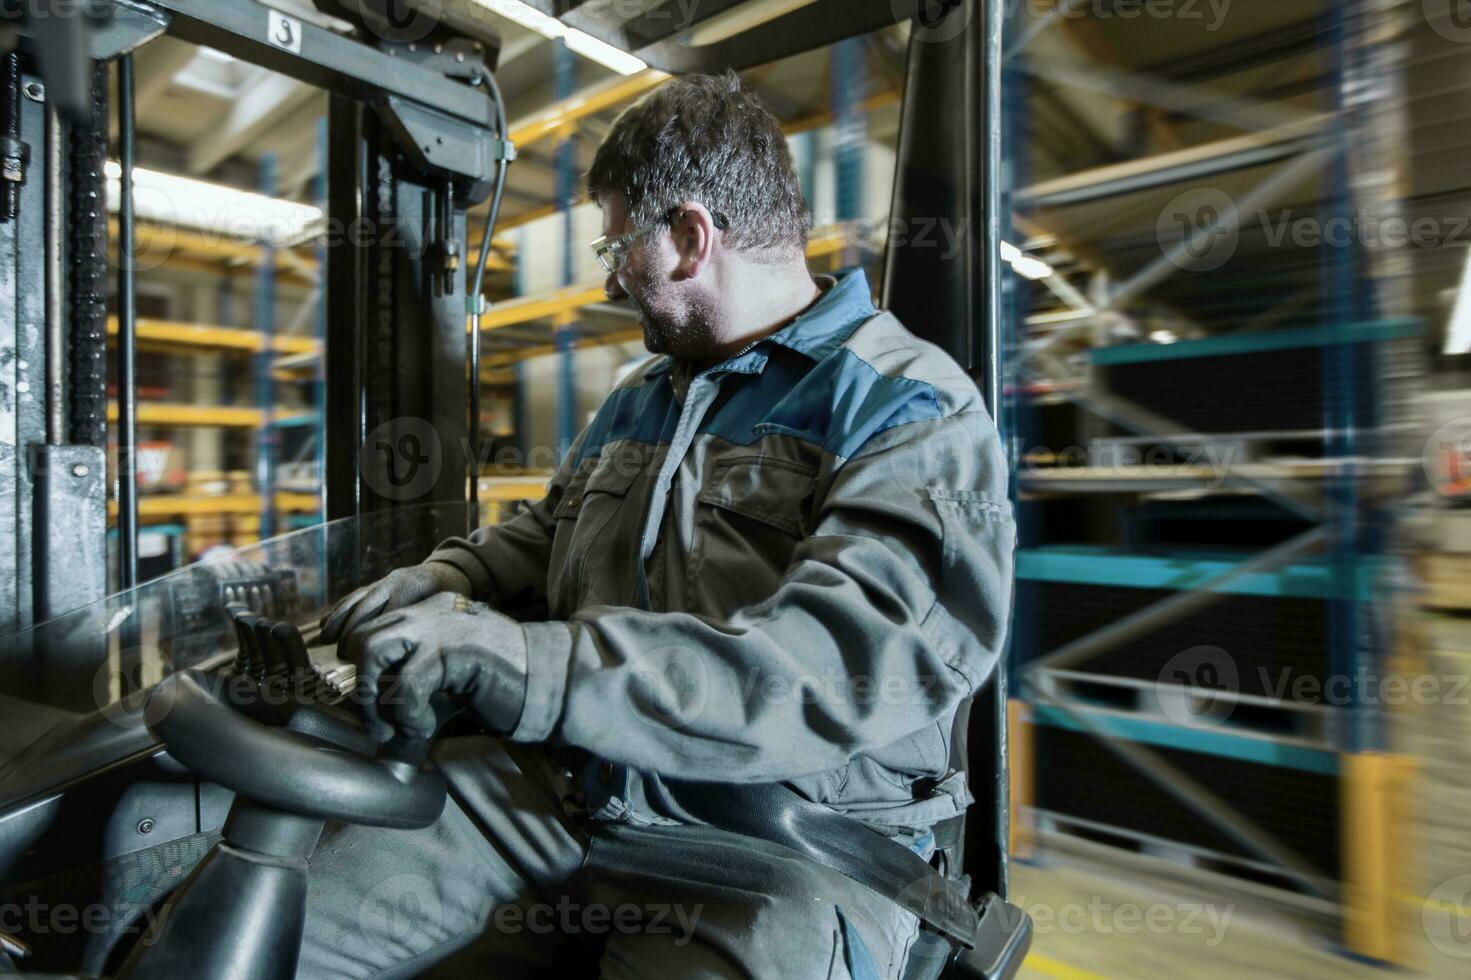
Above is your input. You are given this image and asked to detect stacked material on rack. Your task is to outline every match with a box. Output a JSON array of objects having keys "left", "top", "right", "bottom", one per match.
[{"left": 1419, "top": 552, "right": 1471, "bottom": 610}]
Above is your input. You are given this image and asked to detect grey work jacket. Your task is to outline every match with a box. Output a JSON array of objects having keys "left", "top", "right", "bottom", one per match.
[{"left": 429, "top": 269, "right": 1017, "bottom": 832}]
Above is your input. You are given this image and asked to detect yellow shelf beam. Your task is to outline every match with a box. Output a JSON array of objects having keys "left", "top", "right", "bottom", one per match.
[
  {"left": 479, "top": 283, "right": 612, "bottom": 332},
  {"left": 509, "top": 70, "right": 669, "bottom": 150},
  {"left": 110, "top": 493, "right": 320, "bottom": 519},
  {"left": 805, "top": 225, "right": 850, "bottom": 262},
  {"left": 108, "top": 403, "right": 262, "bottom": 427},
  {"left": 271, "top": 350, "right": 323, "bottom": 382},
  {"left": 108, "top": 315, "right": 320, "bottom": 356},
  {"left": 106, "top": 403, "right": 308, "bottom": 428},
  {"left": 477, "top": 475, "right": 554, "bottom": 503}
]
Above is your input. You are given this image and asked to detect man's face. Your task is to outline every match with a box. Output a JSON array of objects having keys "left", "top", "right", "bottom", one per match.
[{"left": 600, "top": 193, "right": 716, "bottom": 359}]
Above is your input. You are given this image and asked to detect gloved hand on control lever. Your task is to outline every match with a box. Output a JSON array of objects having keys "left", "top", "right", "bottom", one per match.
[
  {"left": 341, "top": 592, "right": 528, "bottom": 743},
  {"left": 320, "top": 561, "right": 473, "bottom": 644}
]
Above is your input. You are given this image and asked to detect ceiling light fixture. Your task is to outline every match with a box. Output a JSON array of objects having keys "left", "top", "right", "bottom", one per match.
[
  {"left": 1001, "top": 240, "right": 1054, "bottom": 281},
  {"left": 1445, "top": 246, "right": 1471, "bottom": 355},
  {"left": 472, "top": 0, "right": 648, "bottom": 75},
  {"left": 105, "top": 161, "right": 321, "bottom": 246}
]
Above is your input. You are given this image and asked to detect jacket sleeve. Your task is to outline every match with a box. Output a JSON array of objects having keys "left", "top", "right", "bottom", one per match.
[
  {"left": 509, "top": 409, "right": 1017, "bottom": 782},
  {"left": 425, "top": 430, "right": 587, "bottom": 611}
]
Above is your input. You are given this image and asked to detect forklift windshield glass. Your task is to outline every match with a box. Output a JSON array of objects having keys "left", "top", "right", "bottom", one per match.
[{"left": 0, "top": 503, "right": 472, "bottom": 798}]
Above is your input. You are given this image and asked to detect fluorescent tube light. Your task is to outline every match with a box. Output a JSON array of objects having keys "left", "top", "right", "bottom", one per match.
[
  {"left": 474, "top": 0, "right": 567, "bottom": 39},
  {"left": 105, "top": 161, "right": 321, "bottom": 246},
  {"left": 472, "top": 1, "right": 647, "bottom": 75},
  {"left": 563, "top": 27, "right": 648, "bottom": 75},
  {"left": 1445, "top": 245, "right": 1471, "bottom": 355},
  {"left": 1001, "top": 240, "right": 1054, "bottom": 281}
]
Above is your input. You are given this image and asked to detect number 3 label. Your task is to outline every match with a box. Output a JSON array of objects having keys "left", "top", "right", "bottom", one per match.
[{"left": 268, "top": 10, "right": 302, "bottom": 54}]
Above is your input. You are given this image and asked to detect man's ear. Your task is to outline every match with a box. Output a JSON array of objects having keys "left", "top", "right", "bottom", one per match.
[{"left": 670, "top": 202, "right": 719, "bottom": 280}]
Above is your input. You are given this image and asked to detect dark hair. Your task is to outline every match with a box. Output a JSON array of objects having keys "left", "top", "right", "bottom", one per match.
[{"left": 587, "top": 70, "right": 810, "bottom": 259}]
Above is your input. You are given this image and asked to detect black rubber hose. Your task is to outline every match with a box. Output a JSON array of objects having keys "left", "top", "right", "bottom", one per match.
[{"left": 117, "top": 54, "right": 138, "bottom": 592}]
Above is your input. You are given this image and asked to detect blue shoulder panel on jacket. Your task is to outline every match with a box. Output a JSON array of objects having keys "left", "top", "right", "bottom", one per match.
[
  {"left": 701, "top": 348, "right": 943, "bottom": 458},
  {"left": 575, "top": 374, "right": 679, "bottom": 465}
]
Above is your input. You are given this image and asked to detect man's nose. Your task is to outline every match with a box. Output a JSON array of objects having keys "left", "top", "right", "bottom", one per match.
[{"left": 605, "top": 270, "right": 627, "bottom": 302}]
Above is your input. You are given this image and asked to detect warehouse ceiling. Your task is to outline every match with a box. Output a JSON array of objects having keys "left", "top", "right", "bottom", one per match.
[
  {"left": 111, "top": 0, "right": 905, "bottom": 211},
  {"left": 97, "top": 0, "right": 1471, "bottom": 353},
  {"left": 1014, "top": 0, "right": 1471, "bottom": 349}
]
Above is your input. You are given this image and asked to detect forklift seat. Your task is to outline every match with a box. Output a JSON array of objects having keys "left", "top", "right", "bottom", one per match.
[{"left": 669, "top": 671, "right": 1030, "bottom": 980}]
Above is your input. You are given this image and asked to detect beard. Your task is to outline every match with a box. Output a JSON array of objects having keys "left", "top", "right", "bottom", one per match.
[
  {"left": 639, "top": 307, "right": 717, "bottom": 359},
  {"left": 627, "top": 267, "right": 718, "bottom": 361}
]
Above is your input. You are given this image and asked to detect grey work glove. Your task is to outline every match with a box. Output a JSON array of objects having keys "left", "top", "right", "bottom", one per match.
[
  {"left": 342, "top": 592, "right": 529, "bottom": 742},
  {"left": 319, "top": 561, "right": 472, "bottom": 644}
]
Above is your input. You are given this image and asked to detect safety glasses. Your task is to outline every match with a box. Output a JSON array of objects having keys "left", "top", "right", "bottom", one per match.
[
  {"left": 588, "top": 209, "right": 730, "bottom": 275},
  {"left": 588, "top": 218, "right": 665, "bottom": 275}
]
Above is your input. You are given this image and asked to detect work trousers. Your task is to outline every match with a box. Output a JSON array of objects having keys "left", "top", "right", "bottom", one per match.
[{"left": 296, "top": 736, "right": 925, "bottom": 979}]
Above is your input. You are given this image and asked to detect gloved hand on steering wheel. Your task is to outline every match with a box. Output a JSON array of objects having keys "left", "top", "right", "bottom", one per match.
[
  {"left": 320, "top": 561, "right": 473, "bottom": 644},
  {"left": 341, "top": 592, "right": 528, "bottom": 742}
]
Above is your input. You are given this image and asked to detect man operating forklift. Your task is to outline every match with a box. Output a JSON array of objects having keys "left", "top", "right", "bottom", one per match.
[{"left": 302, "top": 71, "right": 1016, "bottom": 979}]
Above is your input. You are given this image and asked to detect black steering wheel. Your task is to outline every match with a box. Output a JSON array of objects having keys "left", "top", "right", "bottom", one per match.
[{"left": 145, "top": 668, "right": 447, "bottom": 829}]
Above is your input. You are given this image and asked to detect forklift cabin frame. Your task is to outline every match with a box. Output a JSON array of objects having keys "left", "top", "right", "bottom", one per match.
[{"left": 2, "top": 0, "right": 1014, "bottom": 939}]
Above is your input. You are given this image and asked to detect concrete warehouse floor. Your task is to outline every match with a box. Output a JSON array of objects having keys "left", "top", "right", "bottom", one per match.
[{"left": 1012, "top": 858, "right": 1379, "bottom": 980}]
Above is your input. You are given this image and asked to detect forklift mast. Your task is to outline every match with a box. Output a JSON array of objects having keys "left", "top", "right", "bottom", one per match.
[{"left": 1, "top": 0, "right": 512, "bottom": 639}]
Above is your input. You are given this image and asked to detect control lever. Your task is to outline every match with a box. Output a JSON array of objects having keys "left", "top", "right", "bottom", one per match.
[
  {"left": 227, "top": 606, "right": 350, "bottom": 701},
  {"left": 226, "top": 603, "right": 266, "bottom": 678},
  {"left": 250, "top": 615, "right": 278, "bottom": 672},
  {"left": 227, "top": 604, "right": 286, "bottom": 678},
  {"left": 269, "top": 620, "right": 314, "bottom": 673}
]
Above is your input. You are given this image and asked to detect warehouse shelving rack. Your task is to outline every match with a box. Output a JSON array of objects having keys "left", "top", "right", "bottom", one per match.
[{"left": 999, "top": 0, "right": 1420, "bottom": 963}]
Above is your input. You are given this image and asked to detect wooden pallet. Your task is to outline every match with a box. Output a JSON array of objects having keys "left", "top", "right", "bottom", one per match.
[
  {"left": 1034, "top": 668, "right": 1336, "bottom": 747},
  {"left": 1032, "top": 809, "right": 1319, "bottom": 897}
]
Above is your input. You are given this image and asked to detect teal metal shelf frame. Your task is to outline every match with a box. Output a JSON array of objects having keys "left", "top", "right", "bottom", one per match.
[
  {"left": 1017, "top": 545, "right": 1381, "bottom": 602},
  {"left": 1031, "top": 704, "right": 1338, "bottom": 775},
  {"left": 1089, "top": 318, "right": 1421, "bottom": 366}
]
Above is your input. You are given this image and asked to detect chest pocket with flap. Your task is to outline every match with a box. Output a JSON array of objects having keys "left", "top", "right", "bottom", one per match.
[
  {"left": 687, "top": 455, "right": 817, "bottom": 617},
  {"left": 548, "top": 451, "right": 642, "bottom": 613}
]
